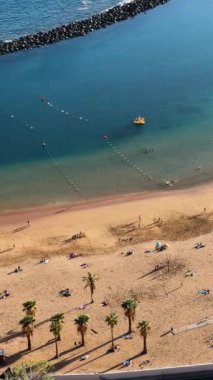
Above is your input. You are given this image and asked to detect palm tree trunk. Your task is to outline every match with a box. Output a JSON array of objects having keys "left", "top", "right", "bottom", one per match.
[
  {"left": 27, "top": 333, "right": 32, "bottom": 350},
  {"left": 143, "top": 335, "right": 147, "bottom": 354},
  {"left": 128, "top": 316, "right": 132, "bottom": 334},
  {"left": 81, "top": 331, "right": 85, "bottom": 346},
  {"left": 111, "top": 327, "right": 115, "bottom": 351},
  {"left": 55, "top": 337, "right": 59, "bottom": 358},
  {"left": 91, "top": 287, "right": 94, "bottom": 303}
]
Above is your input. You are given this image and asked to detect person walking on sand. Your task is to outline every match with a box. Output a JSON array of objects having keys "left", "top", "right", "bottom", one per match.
[{"left": 27, "top": 220, "right": 30, "bottom": 227}]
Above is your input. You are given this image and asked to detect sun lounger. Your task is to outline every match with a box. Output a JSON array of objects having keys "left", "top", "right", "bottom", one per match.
[{"left": 80, "top": 354, "right": 89, "bottom": 361}]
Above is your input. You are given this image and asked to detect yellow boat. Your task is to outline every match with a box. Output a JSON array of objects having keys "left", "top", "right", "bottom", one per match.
[{"left": 134, "top": 116, "right": 146, "bottom": 125}]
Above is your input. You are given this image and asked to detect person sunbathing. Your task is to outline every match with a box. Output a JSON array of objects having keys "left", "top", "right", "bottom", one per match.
[
  {"left": 122, "top": 360, "right": 133, "bottom": 367},
  {"left": 59, "top": 288, "right": 71, "bottom": 297},
  {"left": 68, "top": 252, "right": 79, "bottom": 259},
  {"left": 80, "top": 263, "right": 89, "bottom": 268},
  {"left": 40, "top": 258, "right": 49, "bottom": 264},
  {"left": 101, "top": 300, "right": 109, "bottom": 307},
  {"left": 194, "top": 242, "right": 205, "bottom": 249},
  {"left": 14, "top": 266, "right": 23, "bottom": 273},
  {"left": 155, "top": 242, "right": 168, "bottom": 252},
  {"left": 126, "top": 250, "right": 134, "bottom": 256},
  {"left": 79, "top": 304, "right": 85, "bottom": 310},
  {"left": 0, "top": 290, "right": 10, "bottom": 299}
]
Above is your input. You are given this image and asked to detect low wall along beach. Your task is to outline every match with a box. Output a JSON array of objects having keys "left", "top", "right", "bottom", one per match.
[{"left": 0, "top": 0, "right": 170, "bottom": 55}]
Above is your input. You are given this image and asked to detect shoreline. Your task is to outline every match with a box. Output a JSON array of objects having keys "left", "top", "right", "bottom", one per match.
[
  {"left": 0, "top": 181, "right": 212, "bottom": 226},
  {"left": 0, "top": 0, "right": 170, "bottom": 56}
]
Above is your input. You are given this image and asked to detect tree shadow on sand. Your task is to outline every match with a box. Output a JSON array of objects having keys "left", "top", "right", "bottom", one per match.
[
  {"left": 65, "top": 350, "right": 110, "bottom": 373},
  {"left": 0, "top": 248, "right": 14, "bottom": 254},
  {"left": 4, "top": 349, "right": 28, "bottom": 367},
  {"left": 3, "top": 340, "right": 56, "bottom": 368},
  {"left": 0, "top": 331, "right": 22, "bottom": 345},
  {"left": 52, "top": 333, "right": 124, "bottom": 373},
  {"left": 101, "top": 351, "right": 147, "bottom": 373},
  {"left": 34, "top": 304, "right": 91, "bottom": 330}
]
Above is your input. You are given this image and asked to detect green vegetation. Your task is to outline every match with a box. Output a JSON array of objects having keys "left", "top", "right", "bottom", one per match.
[
  {"left": 50, "top": 313, "right": 64, "bottom": 358},
  {"left": 105, "top": 312, "right": 118, "bottom": 351},
  {"left": 137, "top": 320, "right": 151, "bottom": 354},
  {"left": 74, "top": 314, "right": 89, "bottom": 346},
  {"left": 23, "top": 301, "right": 37, "bottom": 317},
  {"left": 83, "top": 272, "right": 98, "bottom": 303},
  {"left": 121, "top": 299, "right": 137, "bottom": 334},
  {"left": 19, "top": 315, "right": 35, "bottom": 350}
]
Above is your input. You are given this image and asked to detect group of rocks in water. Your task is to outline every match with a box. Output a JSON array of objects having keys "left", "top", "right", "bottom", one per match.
[{"left": 0, "top": 0, "right": 170, "bottom": 55}]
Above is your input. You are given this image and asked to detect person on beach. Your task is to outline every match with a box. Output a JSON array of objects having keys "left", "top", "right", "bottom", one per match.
[
  {"left": 27, "top": 220, "right": 30, "bottom": 226},
  {"left": 138, "top": 215, "right": 141, "bottom": 228},
  {"left": 14, "top": 266, "right": 23, "bottom": 273}
]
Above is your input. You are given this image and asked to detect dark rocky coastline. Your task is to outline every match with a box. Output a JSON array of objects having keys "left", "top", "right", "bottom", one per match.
[{"left": 0, "top": 0, "right": 170, "bottom": 55}]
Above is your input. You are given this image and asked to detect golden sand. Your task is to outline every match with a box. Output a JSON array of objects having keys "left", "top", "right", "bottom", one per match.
[{"left": 0, "top": 183, "right": 213, "bottom": 374}]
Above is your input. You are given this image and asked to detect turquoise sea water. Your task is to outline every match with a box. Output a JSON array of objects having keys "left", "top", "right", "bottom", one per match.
[{"left": 1, "top": 0, "right": 213, "bottom": 210}]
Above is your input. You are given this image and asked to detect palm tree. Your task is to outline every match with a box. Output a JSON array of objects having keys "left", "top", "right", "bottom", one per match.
[
  {"left": 74, "top": 314, "right": 89, "bottom": 346},
  {"left": 137, "top": 320, "right": 151, "bottom": 354},
  {"left": 50, "top": 313, "right": 64, "bottom": 341},
  {"left": 19, "top": 315, "right": 35, "bottom": 350},
  {"left": 121, "top": 299, "right": 137, "bottom": 334},
  {"left": 50, "top": 313, "right": 64, "bottom": 358},
  {"left": 83, "top": 272, "right": 98, "bottom": 303},
  {"left": 23, "top": 300, "right": 37, "bottom": 317},
  {"left": 105, "top": 313, "right": 118, "bottom": 351}
]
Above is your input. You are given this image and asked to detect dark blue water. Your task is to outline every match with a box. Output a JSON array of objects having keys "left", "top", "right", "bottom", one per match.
[{"left": 1, "top": 0, "right": 213, "bottom": 210}]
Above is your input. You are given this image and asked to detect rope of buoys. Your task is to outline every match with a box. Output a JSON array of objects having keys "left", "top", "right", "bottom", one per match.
[
  {"left": 39, "top": 98, "right": 160, "bottom": 185},
  {"left": 103, "top": 135, "right": 160, "bottom": 186},
  {"left": 39, "top": 98, "right": 163, "bottom": 186},
  {"left": 1, "top": 109, "right": 85, "bottom": 199},
  {"left": 40, "top": 96, "right": 89, "bottom": 123},
  {"left": 41, "top": 141, "right": 84, "bottom": 198}
]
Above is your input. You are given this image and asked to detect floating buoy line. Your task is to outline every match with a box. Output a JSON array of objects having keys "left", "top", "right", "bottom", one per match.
[
  {"left": 103, "top": 136, "right": 160, "bottom": 185},
  {"left": 40, "top": 96, "right": 89, "bottom": 124},
  {"left": 1, "top": 109, "right": 85, "bottom": 199},
  {"left": 1, "top": 97, "right": 178, "bottom": 203},
  {"left": 40, "top": 97, "right": 160, "bottom": 185}
]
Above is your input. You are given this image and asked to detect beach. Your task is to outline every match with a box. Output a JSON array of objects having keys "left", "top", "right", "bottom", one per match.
[
  {"left": 1, "top": 0, "right": 213, "bottom": 374},
  {"left": 1, "top": 183, "right": 213, "bottom": 373}
]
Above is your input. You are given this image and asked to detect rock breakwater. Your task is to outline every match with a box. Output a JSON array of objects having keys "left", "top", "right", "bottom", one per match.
[{"left": 0, "top": 0, "right": 170, "bottom": 55}]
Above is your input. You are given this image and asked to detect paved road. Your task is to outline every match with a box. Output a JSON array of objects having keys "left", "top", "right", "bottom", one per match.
[{"left": 55, "top": 363, "right": 213, "bottom": 380}]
